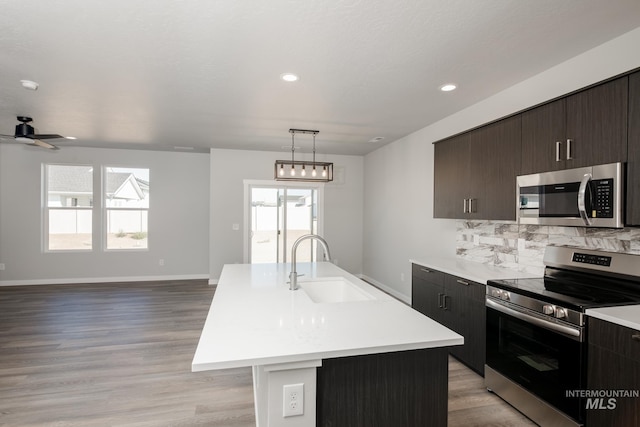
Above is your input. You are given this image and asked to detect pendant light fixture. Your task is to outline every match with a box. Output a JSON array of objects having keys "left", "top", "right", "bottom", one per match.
[{"left": 275, "top": 129, "right": 333, "bottom": 182}]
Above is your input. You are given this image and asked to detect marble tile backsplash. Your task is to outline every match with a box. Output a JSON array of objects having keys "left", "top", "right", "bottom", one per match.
[{"left": 456, "top": 220, "right": 640, "bottom": 276}]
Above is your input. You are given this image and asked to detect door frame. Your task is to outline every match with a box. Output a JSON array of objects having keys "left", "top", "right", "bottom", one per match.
[{"left": 243, "top": 180, "right": 325, "bottom": 264}]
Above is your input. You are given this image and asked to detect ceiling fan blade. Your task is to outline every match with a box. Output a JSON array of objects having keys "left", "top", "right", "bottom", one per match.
[
  {"left": 32, "top": 139, "right": 58, "bottom": 149},
  {"left": 31, "top": 134, "right": 65, "bottom": 140},
  {"left": 3, "top": 118, "right": 65, "bottom": 148}
]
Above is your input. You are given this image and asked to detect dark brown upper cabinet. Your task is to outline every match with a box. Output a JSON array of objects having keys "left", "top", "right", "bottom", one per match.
[
  {"left": 434, "top": 115, "right": 521, "bottom": 220},
  {"left": 434, "top": 132, "right": 470, "bottom": 219},
  {"left": 627, "top": 71, "right": 640, "bottom": 226},
  {"left": 521, "top": 76, "right": 628, "bottom": 175},
  {"left": 520, "top": 98, "right": 566, "bottom": 174}
]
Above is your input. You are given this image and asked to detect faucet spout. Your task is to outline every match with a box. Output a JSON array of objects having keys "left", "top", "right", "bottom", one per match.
[{"left": 289, "top": 234, "right": 332, "bottom": 290}]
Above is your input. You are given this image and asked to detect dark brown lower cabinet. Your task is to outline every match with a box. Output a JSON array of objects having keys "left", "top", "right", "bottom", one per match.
[
  {"left": 587, "top": 317, "right": 640, "bottom": 426},
  {"left": 411, "top": 264, "right": 486, "bottom": 376},
  {"left": 316, "top": 347, "right": 449, "bottom": 427},
  {"left": 446, "top": 272, "right": 486, "bottom": 375}
]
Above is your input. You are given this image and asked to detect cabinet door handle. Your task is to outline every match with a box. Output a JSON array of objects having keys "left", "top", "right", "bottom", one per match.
[
  {"left": 566, "top": 139, "right": 573, "bottom": 160},
  {"left": 632, "top": 334, "right": 640, "bottom": 342},
  {"left": 555, "top": 141, "right": 562, "bottom": 162},
  {"left": 463, "top": 198, "right": 468, "bottom": 213},
  {"left": 438, "top": 293, "right": 444, "bottom": 308},
  {"left": 468, "top": 198, "right": 474, "bottom": 213},
  {"left": 456, "top": 279, "right": 469, "bottom": 286},
  {"left": 420, "top": 268, "right": 432, "bottom": 273},
  {"left": 443, "top": 295, "right": 450, "bottom": 310}
]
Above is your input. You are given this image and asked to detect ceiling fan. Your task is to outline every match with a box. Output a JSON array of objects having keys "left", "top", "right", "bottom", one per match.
[{"left": 0, "top": 116, "right": 66, "bottom": 149}]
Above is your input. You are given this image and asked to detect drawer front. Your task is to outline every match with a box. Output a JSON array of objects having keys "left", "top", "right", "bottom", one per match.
[
  {"left": 412, "top": 264, "right": 445, "bottom": 286},
  {"left": 589, "top": 317, "right": 640, "bottom": 360},
  {"left": 444, "top": 274, "right": 485, "bottom": 302}
]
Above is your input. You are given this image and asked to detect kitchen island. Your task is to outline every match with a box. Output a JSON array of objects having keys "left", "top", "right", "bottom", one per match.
[{"left": 192, "top": 262, "right": 463, "bottom": 427}]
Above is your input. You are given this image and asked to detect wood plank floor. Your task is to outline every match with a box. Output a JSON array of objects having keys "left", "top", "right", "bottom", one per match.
[{"left": 0, "top": 280, "right": 535, "bottom": 426}]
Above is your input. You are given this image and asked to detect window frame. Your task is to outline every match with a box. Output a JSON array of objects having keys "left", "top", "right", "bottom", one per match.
[
  {"left": 43, "top": 163, "right": 95, "bottom": 253},
  {"left": 103, "top": 166, "right": 150, "bottom": 252}
]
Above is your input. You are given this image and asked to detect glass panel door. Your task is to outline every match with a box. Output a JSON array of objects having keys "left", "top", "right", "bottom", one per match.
[
  {"left": 284, "top": 188, "right": 315, "bottom": 263},
  {"left": 250, "top": 187, "right": 280, "bottom": 264},
  {"left": 249, "top": 185, "right": 318, "bottom": 264}
]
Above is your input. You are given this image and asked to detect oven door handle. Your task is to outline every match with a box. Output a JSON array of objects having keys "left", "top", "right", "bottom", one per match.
[{"left": 486, "top": 298, "right": 583, "bottom": 342}]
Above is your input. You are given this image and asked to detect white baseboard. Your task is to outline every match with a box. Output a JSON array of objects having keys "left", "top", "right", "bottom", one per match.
[
  {"left": 0, "top": 274, "right": 210, "bottom": 287},
  {"left": 357, "top": 274, "right": 411, "bottom": 305}
]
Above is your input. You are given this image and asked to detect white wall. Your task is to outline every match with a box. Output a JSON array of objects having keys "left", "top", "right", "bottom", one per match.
[
  {"left": 0, "top": 144, "right": 210, "bottom": 284},
  {"left": 209, "top": 148, "right": 363, "bottom": 282},
  {"left": 363, "top": 129, "right": 457, "bottom": 300},
  {"left": 363, "top": 27, "right": 640, "bottom": 301}
]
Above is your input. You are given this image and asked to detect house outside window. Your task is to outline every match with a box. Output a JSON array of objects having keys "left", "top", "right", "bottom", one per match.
[
  {"left": 45, "top": 165, "right": 93, "bottom": 251},
  {"left": 104, "top": 167, "right": 149, "bottom": 250}
]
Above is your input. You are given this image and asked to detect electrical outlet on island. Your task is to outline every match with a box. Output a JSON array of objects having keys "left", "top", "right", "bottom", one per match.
[{"left": 283, "top": 383, "right": 304, "bottom": 417}]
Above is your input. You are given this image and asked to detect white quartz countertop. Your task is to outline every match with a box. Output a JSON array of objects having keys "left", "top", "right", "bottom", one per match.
[
  {"left": 586, "top": 305, "right": 640, "bottom": 331},
  {"left": 192, "top": 262, "right": 463, "bottom": 372},
  {"left": 410, "top": 256, "right": 538, "bottom": 284}
]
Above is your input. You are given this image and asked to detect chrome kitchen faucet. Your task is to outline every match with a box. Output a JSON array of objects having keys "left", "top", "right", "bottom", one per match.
[{"left": 289, "top": 234, "right": 332, "bottom": 290}]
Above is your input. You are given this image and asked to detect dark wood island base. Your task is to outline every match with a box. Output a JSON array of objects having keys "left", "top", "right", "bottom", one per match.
[{"left": 317, "top": 347, "right": 449, "bottom": 427}]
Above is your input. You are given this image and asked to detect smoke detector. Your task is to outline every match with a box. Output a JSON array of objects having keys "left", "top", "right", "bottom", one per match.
[{"left": 20, "top": 80, "right": 39, "bottom": 90}]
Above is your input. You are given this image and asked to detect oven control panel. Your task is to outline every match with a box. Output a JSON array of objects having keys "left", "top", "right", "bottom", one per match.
[
  {"left": 572, "top": 252, "right": 612, "bottom": 267},
  {"left": 486, "top": 285, "right": 585, "bottom": 327},
  {"left": 489, "top": 288, "right": 510, "bottom": 301}
]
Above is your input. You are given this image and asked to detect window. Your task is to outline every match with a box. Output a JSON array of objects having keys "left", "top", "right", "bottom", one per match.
[
  {"left": 45, "top": 164, "right": 93, "bottom": 251},
  {"left": 104, "top": 167, "right": 149, "bottom": 250}
]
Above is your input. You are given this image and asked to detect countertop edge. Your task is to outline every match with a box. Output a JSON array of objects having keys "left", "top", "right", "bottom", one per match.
[
  {"left": 410, "top": 257, "right": 538, "bottom": 285},
  {"left": 192, "top": 336, "right": 464, "bottom": 371},
  {"left": 586, "top": 306, "right": 640, "bottom": 331}
]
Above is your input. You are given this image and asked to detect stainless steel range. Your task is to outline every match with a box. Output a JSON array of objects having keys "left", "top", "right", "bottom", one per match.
[{"left": 485, "top": 246, "right": 640, "bottom": 427}]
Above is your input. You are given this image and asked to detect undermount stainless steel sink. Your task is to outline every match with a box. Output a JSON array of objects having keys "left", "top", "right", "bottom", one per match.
[{"left": 299, "top": 277, "right": 375, "bottom": 303}]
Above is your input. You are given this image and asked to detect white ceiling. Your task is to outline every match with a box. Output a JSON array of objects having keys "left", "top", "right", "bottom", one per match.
[{"left": 1, "top": 1, "right": 639, "bottom": 156}]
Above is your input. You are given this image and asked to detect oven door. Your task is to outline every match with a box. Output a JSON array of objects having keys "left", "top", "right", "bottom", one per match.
[{"left": 486, "top": 301, "right": 586, "bottom": 422}]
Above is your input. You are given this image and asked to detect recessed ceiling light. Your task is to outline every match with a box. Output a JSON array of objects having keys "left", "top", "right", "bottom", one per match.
[
  {"left": 20, "top": 80, "right": 39, "bottom": 90},
  {"left": 440, "top": 84, "right": 457, "bottom": 92},
  {"left": 65, "top": 136, "right": 77, "bottom": 140},
  {"left": 280, "top": 73, "right": 299, "bottom": 82},
  {"left": 368, "top": 137, "right": 385, "bottom": 143}
]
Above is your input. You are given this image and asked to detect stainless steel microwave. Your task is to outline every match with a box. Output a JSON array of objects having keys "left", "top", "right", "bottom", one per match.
[{"left": 517, "top": 162, "right": 624, "bottom": 228}]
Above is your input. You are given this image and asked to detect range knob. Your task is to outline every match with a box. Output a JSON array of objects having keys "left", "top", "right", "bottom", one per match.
[
  {"left": 492, "top": 289, "right": 503, "bottom": 298},
  {"left": 543, "top": 304, "right": 555, "bottom": 315},
  {"left": 500, "top": 291, "right": 510, "bottom": 301},
  {"left": 555, "top": 308, "right": 567, "bottom": 319}
]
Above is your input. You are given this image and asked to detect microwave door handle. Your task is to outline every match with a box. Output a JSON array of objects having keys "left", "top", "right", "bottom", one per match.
[{"left": 578, "top": 173, "right": 592, "bottom": 226}]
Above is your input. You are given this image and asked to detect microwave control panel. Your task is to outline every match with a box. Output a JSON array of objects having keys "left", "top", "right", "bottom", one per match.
[{"left": 592, "top": 179, "right": 614, "bottom": 218}]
